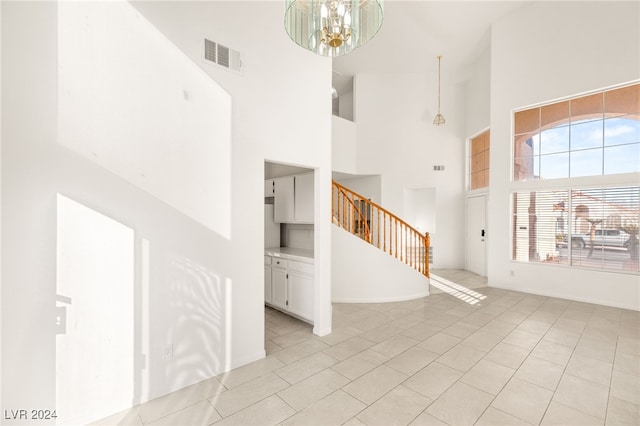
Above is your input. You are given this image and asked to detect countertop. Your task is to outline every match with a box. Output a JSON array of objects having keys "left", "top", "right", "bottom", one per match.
[{"left": 265, "top": 247, "right": 314, "bottom": 262}]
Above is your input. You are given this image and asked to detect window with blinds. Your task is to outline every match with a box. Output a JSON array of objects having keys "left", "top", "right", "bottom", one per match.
[
  {"left": 512, "top": 186, "right": 639, "bottom": 273},
  {"left": 512, "top": 82, "right": 639, "bottom": 274}
]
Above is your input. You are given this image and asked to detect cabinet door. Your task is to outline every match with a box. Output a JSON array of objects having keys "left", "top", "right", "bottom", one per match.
[
  {"left": 288, "top": 271, "right": 314, "bottom": 322},
  {"left": 271, "top": 267, "right": 288, "bottom": 310},
  {"left": 264, "top": 179, "right": 275, "bottom": 197},
  {"left": 264, "top": 265, "right": 272, "bottom": 304},
  {"left": 274, "top": 176, "right": 294, "bottom": 223},
  {"left": 294, "top": 173, "right": 314, "bottom": 223}
]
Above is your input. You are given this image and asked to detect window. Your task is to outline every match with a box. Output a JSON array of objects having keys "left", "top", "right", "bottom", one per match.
[
  {"left": 512, "top": 187, "right": 639, "bottom": 273},
  {"left": 470, "top": 130, "right": 490, "bottom": 190},
  {"left": 514, "top": 83, "right": 639, "bottom": 181},
  {"left": 512, "top": 83, "right": 639, "bottom": 274}
]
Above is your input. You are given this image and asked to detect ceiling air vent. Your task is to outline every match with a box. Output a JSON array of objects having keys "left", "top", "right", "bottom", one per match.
[{"left": 204, "top": 38, "right": 243, "bottom": 73}]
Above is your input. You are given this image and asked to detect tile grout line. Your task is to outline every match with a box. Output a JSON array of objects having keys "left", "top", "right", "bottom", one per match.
[{"left": 127, "top": 271, "right": 637, "bottom": 426}]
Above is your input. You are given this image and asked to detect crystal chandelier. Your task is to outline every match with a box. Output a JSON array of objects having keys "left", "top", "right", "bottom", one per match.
[
  {"left": 433, "top": 55, "right": 446, "bottom": 126},
  {"left": 285, "top": 0, "right": 384, "bottom": 57}
]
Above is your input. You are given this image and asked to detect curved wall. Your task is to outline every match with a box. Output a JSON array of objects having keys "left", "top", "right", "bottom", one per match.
[{"left": 332, "top": 226, "right": 430, "bottom": 303}]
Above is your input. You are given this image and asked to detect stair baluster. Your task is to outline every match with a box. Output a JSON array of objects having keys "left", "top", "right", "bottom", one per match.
[{"left": 332, "top": 181, "right": 430, "bottom": 278}]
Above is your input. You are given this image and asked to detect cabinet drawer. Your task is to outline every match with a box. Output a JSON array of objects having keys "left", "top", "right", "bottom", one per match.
[
  {"left": 264, "top": 256, "right": 272, "bottom": 266},
  {"left": 288, "top": 260, "right": 314, "bottom": 274},
  {"left": 271, "top": 258, "right": 287, "bottom": 269}
]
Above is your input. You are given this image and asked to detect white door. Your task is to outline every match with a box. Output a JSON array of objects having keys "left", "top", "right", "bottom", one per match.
[
  {"left": 274, "top": 176, "right": 295, "bottom": 223},
  {"left": 271, "top": 266, "right": 288, "bottom": 310},
  {"left": 288, "top": 271, "right": 314, "bottom": 322},
  {"left": 265, "top": 264, "right": 273, "bottom": 304},
  {"left": 466, "top": 195, "right": 487, "bottom": 277},
  {"left": 294, "top": 173, "right": 314, "bottom": 222}
]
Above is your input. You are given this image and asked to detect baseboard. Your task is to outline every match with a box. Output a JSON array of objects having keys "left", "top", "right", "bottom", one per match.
[
  {"left": 313, "top": 325, "right": 332, "bottom": 336},
  {"left": 229, "top": 349, "right": 266, "bottom": 371},
  {"left": 489, "top": 283, "right": 640, "bottom": 312},
  {"left": 332, "top": 290, "right": 430, "bottom": 304}
]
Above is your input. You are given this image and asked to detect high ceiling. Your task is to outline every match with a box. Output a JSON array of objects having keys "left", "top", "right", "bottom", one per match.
[{"left": 332, "top": 1, "right": 532, "bottom": 93}]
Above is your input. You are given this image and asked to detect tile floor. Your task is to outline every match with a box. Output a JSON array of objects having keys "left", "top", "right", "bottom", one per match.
[{"left": 96, "top": 270, "right": 640, "bottom": 426}]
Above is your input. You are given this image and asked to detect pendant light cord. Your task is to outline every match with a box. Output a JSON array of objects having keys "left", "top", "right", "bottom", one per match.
[{"left": 437, "top": 55, "right": 442, "bottom": 114}]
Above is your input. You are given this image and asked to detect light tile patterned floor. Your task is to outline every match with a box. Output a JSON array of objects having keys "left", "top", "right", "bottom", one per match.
[{"left": 95, "top": 269, "right": 640, "bottom": 425}]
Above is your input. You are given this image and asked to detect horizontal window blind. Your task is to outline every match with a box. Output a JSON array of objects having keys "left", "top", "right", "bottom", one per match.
[{"left": 512, "top": 186, "right": 639, "bottom": 273}]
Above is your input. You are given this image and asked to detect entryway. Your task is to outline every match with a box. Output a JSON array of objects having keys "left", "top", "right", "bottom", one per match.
[{"left": 466, "top": 194, "right": 487, "bottom": 277}]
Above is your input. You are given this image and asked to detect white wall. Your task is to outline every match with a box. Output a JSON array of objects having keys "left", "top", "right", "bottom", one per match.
[
  {"left": 332, "top": 227, "right": 429, "bottom": 302},
  {"left": 58, "top": 0, "right": 232, "bottom": 238},
  {"left": 354, "top": 73, "right": 466, "bottom": 269},
  {"left": 489, "top": 1, "right": 640, "bottom": 310},
  {"left": 404, "top": 187, "right": 436, "bottom": 236},
  {"left": 1, "top": 0, "right": 332, "bottom": 420},
  {"left": 332, "top": 116, "right": 358, "bottom": 174},
  {"left": 463, "top": 46, "right": 491, "bottom": 139},
  {"left": 0, "top": 0, "right": 3, "bottom": 412},
  {"left": 334, "top": 175, "right": 382, "bottom": 204},
  {"left": 131, "top": 0, "right": 332, "bottom": 336},
  {"left": 338, "top": 90, "right": 354, "bottom": 121}
]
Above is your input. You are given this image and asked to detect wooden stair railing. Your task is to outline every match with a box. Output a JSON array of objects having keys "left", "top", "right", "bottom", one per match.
[{"left": 332, "top": 180, "right": 430, "bottom": 278}]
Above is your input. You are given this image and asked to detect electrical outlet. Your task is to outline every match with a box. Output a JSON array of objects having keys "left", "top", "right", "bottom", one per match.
[{"left": 162, "top": 343, "right": 174, "bottom": 360}]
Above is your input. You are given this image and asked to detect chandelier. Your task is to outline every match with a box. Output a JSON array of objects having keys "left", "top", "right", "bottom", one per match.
[
  {"left": 433, "top": 55, "right": 446, "bottom": 126},
  {"left": 285, "top": 0, "right": 384, "bottom": 57}
]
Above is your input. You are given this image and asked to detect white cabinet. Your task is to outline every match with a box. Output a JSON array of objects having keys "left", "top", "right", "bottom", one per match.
[
  {"left": 267, "top": 173, "right": 314, "bottom": 224},
  {"left": 288, "top": 266, "right": 314, "bottom": 321},
  {"left": 264, "top": 179, "right": 275, "bottom": 197},
  {"left": 264, "top": 254, "right": 313, "bottom": 323},
  {"left": 271, "top": 262, "right": 288, "bottom": 311},
  {"left": 274, "top": 176, "right": 295, "bottom": 223},
  {"left": 294, "top": 172, "right": 314, "bottom": 222},
  {"left": 264, "top": 256, "right": 272, "bottom": 304}
]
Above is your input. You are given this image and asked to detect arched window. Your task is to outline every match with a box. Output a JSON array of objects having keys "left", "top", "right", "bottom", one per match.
[
  {"left": 511, "top": 83, "right": 639, "bottom": 273},
  {"left": 514, "top": 83, "right": 639, "bottom": 181}
]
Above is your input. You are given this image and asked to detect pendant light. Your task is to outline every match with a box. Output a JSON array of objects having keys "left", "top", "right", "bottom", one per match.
[
  {"left": 433, "top": 55, "right": 446, "bottom": 126},
  {"left": 284, "top": 0, "right": 384, "bottom": 57}
]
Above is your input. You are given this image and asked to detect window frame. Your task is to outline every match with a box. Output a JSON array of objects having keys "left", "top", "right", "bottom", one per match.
[
  {"left": 512, "top": 82, "right": 639, "bottom": 183},
  {"left": 510, "top": 81, "right": 640, "bottom": 275},
  {"left": 510, "top": 184, "right": 639, "bottom": 275},
  {"left": 467, "top": 127, "right": 491, "bottom": 194}
]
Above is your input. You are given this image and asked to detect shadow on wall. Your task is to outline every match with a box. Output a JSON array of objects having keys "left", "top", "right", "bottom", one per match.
[
  {"left": 56, "top": 194, "right": 136, "bottom": 424},
  {"left": 164, "top": 254, "right": 231, "bottom": 390},
  {"left": 56, "top": 194, "right": 232, "bottom": 424},
  {"left": 57, "top": 0, "right": 232, "bottom": 240},
  {"left": 53, "top": 0, "right": 235, "bottom": 422}
]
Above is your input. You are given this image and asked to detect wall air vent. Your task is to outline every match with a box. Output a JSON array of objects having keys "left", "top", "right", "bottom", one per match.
[
  {"left": 204, "top": 38, "right": 217, "bottom": 63},
  {"left": 217, "top": 44, "right": 229, "bottom": 68},
  {"left": 433, "top": 165, "right": 445, "bottom": 171},
  {"left": 204, "top": 38, "right": 243, "bottom": 73},
  {"left": 429, "top": 246, "right": 434, "bottom": 264}
]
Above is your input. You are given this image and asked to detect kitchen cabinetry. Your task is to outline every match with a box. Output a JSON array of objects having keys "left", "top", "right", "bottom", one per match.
[
  {"left": 264, "top": 256, "right": 272, "bottom": 304},
  {"left": 268, "top": 172, "right": 314, "bottom": 224},
  {"left": 264, "top": 179, "right": 275, "bottom": 197},
  {"left": 294, "top": 172, "right": 314, "bottom": 222},
  {"left": 270, "top": 257, "right": 288, "bottom": 311},
  {"left": 264, "top": 252, "right": 313, "bottom": 323},
  {"left": 274, "top": 176, "right": 295, "bottom": 223},
  {"left": 287, "top": 262, "right": 314, "bottom": 321}
]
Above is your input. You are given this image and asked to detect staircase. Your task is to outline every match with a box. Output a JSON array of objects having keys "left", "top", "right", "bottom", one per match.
[{"left": 332, "top": 180, "right": 430, "bottom": 278}]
